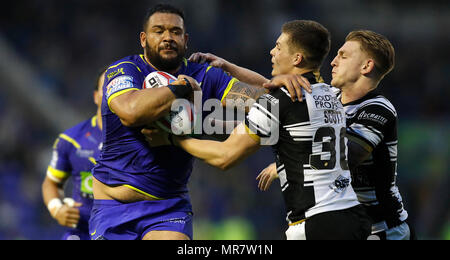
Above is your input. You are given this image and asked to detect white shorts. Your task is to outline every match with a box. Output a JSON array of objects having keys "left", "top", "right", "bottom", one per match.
[{"left": 285, "top": 221, "right": 306, "bottom": 240}]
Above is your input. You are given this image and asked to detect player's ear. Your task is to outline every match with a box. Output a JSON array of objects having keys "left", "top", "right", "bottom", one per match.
[
  {"left": 293, "top": 53, "right": 303, "bottom": 66},
  {"left": 140, "top": 32, "right": 147, "bottom": 48},
  {"left": 93, "top": 90, "right": 100, "bottom": 106},
  {"left": 361, "top": 59, "right": 375, "bottom": 76}
]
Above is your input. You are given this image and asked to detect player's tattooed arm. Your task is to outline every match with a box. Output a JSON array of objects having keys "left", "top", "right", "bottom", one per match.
[
  {"left": 221, "top": 81, "right": 267, "bottom": 113},
  {"left": 222, "top": 75, "right": 311, "bottom": 113},
  {"left": 190, "top": 52, "right": 311, "bottom": 102}
]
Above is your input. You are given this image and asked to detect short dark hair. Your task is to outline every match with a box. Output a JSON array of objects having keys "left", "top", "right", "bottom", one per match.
[
  {"left": 142, "top": 3, "right": 185, "bottom": 31},
  {"left": 281, "top": 20, "right": 331, "bottom": 70},
  {"left": 345, "top": 30, "right": 395, "bottom": 80}
]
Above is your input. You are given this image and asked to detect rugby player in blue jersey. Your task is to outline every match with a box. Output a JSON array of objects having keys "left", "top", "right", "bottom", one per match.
[
  {"left": 42, "top": 69, "right": 105, "bottom": 240},
  {"left": 89, "top": 4, "right": 308, "bottom": 240}
]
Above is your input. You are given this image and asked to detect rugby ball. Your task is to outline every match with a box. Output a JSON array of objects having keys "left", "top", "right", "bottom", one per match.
[{"left": 143, "top": 71, "right": 196, "bottom": 135}]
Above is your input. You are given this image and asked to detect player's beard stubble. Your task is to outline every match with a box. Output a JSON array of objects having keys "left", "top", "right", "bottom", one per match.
[{"left": 145, "top": 41, "right": 186, "bottom": 72}]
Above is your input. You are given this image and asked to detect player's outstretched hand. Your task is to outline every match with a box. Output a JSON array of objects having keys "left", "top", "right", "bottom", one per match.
[
  {"left": 256, "top": 162, "right": 278, "bottom": 191},
  {"left": 188, "top": 52, "right": 228, "bottom": 69},
  {"left": 263, "top": 74, "right": 311, "bottom": 102}
]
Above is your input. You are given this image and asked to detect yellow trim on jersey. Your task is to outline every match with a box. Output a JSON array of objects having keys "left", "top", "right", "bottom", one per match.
[
  {"left": 52, "top": 138, "right": 60, "bottom": 149},
  {"left": 91, "top": 115, "right": 97, "bottom": 127},
  {"left": 88, "top": 157, "right": 97, "bottom": 165},
  {"left": 183, "top": 57, "right": 188, "bottom": 67},
  {"left": 108, "top": 61, "right": 142, "bottom": 73},
  {"left": 59, "top": 134, "right": 81, "bottom": 149},
  {"left": 47, "top": 166, "right": 69, "bottom": 180},
  {"left": 140, "top": 54, "right": 158, "bottom": 70},
  {"left": 288, "top": 218, "right": 306, "bottom": 226},
  {"left": 220, "top": 77, "right": 239, "bottom": 102},
  {"left": 244, "top": 124, "right": 261, "bottom": 143},
  {"left": 107, "top": 88, "right": 140, "bottom": 113},
  {"left": 122, "top": 185, "right": 164, "bottom": 200},
  {"left": 206, "top": 65, "right": 213, "bottom": 73}
]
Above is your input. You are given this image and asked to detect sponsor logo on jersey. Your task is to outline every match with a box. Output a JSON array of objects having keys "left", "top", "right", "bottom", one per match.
[
  {"left": 358, "top": 110, "right": 388, "bottom": 125},
  {"left": 329, "top": 174, "right": 350, "bottom": 193},
  {"left": 76, "top": 149, "right": 94, "bottom": 158},
  {"left": 106, "top": 75, "right": 133, "bottom": 98},
  {"left": 313, "top": 94, "right": 342, "bottom": 110},
  {"left": 107, "top": 68, "right": 124, "bottom": 79}
]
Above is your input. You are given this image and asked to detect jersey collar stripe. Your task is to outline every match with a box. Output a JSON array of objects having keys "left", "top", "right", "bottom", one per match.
[{"left": 59, "top": 133, "right": 81, "bottom": 149}]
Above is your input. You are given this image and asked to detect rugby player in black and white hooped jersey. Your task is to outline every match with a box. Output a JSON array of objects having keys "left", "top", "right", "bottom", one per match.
[
  {"left": 329, "top": 30, "right": 413, "bottom": 240},
  {"left": 145, "top": 20, "right": 372, "bottom": 240},
  {"left": 257, "top": 30, "right": 414, "bottom": 240}
]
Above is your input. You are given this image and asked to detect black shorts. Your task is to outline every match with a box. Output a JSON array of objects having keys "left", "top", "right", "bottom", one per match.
[{"left": 304, "top": 205, "right": 372, "bottom": 240}]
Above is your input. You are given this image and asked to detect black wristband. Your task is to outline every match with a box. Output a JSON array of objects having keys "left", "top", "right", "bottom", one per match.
[{"left": 167, "top": 79, "right": 192, "bottom": 99}]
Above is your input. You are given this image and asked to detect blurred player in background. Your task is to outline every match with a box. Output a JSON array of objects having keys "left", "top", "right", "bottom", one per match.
[
  {"left": 330, "top": 30, "right": 413, "bottom": 240},
  {"left": 41, "top": 69, "right": 105, "bottom": 240},
  {"left": 147, "top": 20, "right": 372, "bottom": 240},
  {"left": 89, "top": 3, "right": 307, "bottom": 240}
]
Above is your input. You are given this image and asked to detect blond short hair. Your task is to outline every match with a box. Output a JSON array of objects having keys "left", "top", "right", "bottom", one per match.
[{"left": 346, "top": 30, "right": 395, "bottom": 80}]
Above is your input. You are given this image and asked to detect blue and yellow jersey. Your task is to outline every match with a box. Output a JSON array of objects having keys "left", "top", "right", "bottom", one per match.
[
  {"left": 47, "top": 116, "right": 101, "bottom": 229},
  {"left": 93, "top": 54, "right": 237, "bottom": 200}
]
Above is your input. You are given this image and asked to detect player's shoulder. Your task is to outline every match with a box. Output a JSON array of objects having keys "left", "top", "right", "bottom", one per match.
[
  {"left": 355, "top": 91, "right": 397, "bottom": 118},
  {"left": 267, "top": 87, "right": 295, "bottom": 103},
  {"left": 347, "top": 91, "right": 398, "bottom": 130},
  {"left": 187, "top": 60, "right": 231, "bottom": 78},
  {"left": 105, "top": 55, "right": 145, "bottom": 77},
  {"left": 268, "top": 82, "right": 333, "bottom": 104},
  {"left": 310, "top": 82, "right": 333, "bottom": 94},
  {"left": 60, "top": 117, "right": 93, "bottom": 142},
  {"left": 186, "top": 59, "right": 210, "bottom": 72}
]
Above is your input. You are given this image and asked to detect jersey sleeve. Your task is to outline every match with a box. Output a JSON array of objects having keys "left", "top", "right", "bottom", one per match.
[
  {"left": 104, "top": 62, "right": 143, "bottom": 112},
  {"left": 201, "top": 65, "right": 238, "bottom": 101},
  {"left": 346, "top": 103, "right": 397, "bottom": 151},
  {"left": 46, "top": 134, "right": 73, "bottom": 183},
  {"left": 244, "top": 89, "right": 289, "bottom": 145}
]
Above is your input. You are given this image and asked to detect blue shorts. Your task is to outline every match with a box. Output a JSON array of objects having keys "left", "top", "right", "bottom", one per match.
[
  {"left": 89, "top": 196, "right": 193, "bottom": 240},
  {"left": 61, "top": 218, "right": 90, "bottom": 240}
]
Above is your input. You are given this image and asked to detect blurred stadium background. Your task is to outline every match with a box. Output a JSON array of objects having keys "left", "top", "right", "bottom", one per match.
[{"left": 0, "top": 0, "right": 448, "bottom": 240}]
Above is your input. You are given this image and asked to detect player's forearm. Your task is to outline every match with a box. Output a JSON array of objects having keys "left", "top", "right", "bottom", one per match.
[
  {"left": 175, "top": 124, "right": 259, "bottom": 170},
  {"left": 175, "top": 136, "right": 248, "bottom": 171},
  {"left": 42, "top": 177, "right": 63, "bottom": 207},
  {"left": 112, "top": 87, "right": 176, "bottom": 127},
  {"left": 175, "top": 137, "right": 230, "bottom": 170},
  {"left": 223, "top": 62, "right": 269, "bottom": 87}
]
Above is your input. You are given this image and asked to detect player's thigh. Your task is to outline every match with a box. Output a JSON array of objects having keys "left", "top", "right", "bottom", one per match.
[{"left": 142, "top": 230, "right": 190, "bottom": 240}]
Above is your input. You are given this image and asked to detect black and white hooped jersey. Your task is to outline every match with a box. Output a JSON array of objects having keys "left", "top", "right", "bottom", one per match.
[
  {"left": 337, "top": 88, "right": 408, "bottom": 231},
  {"left": 244, "top": 72, "right": 360, "bottom": 224}
]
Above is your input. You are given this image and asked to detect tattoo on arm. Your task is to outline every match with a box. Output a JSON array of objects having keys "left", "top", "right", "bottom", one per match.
[{"left": 222, "top": 82, "right": 267, "bottom": 112}]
